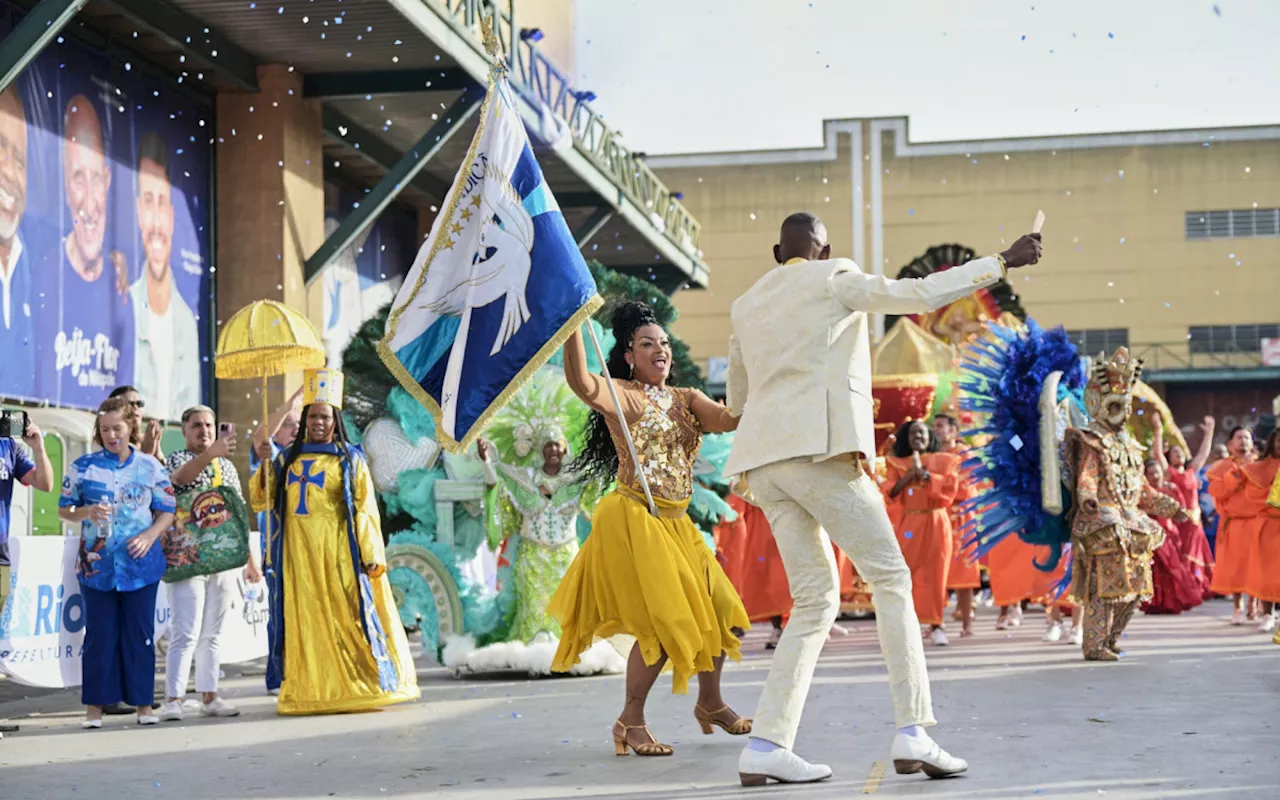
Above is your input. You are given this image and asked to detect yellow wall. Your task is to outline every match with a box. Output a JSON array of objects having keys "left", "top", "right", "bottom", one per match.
[
  {"left": 655, "top": 121, "right": 1280, "bottom": 367},
  {"left": 518, "top": 0, "right": 575, "bottom": 78}
]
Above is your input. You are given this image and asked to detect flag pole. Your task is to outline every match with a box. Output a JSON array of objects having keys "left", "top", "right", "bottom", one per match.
[{"left": 584, "top": 322, "right": 658, "bottom": 518}]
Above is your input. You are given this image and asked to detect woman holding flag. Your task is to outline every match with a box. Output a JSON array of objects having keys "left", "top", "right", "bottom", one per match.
[{"left": 549, "top": 302, "right": 752, "bottom": 757}]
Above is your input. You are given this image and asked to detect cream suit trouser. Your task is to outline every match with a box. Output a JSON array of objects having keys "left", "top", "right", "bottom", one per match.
[{"left": 746, "top": 457, "right": 936, "bottom": 750}]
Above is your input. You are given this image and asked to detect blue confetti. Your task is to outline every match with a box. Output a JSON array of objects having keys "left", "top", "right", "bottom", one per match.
[{"left": 1009, "top": 434, "right": 1024, "bottom": 451}]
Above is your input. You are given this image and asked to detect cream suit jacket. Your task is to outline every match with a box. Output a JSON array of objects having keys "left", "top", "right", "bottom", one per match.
[{"left": 723, "top": 256, "right": 1005, "bottom": 477}]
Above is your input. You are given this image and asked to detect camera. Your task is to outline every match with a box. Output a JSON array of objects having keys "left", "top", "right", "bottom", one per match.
[{"left": 0, "top": 409, "right": 29, "bottom": 438}]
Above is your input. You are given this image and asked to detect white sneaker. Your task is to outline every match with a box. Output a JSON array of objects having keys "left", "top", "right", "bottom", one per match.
[
  {"left": 158, "top": 700, "right": 184, "bottom": 722},
  {"left": 1258, "top": 614, "right": 1277, "bottom": 634},
  {"left": 267, "top": 687, "right": 281, "bottom": 697},
  {"left": 1069, "top": 625, "right": 1083, "bottom": 646},
  {"left": 200, "top": 698, "right": 241, "bottom": 718},
  {"left": 890, "top": 731, "right": 968, "bottom": 778},
  {"left": 1009, "top": 606, "right": 1024, "bottom": 628},
  {"left": 1231, "top": 607, "right": 1246, "bottom": 625},
  {"left": 81, "top": 718, "right": 102, "bottom": 730},
  {"left": 1043, "top": 621, "right": 1064, "bottom": 643},
  {"left": 136, "top": 714, "right": 160, "bottom": 726},
  {"left": 930, "top": 627, "right": 950, "bottom": 647},
  {"left": 738, "top": 745, "right": 833, "bottom": 786}
]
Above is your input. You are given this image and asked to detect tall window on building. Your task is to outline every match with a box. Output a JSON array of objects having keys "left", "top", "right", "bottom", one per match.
[
  {"left": 1066, "top": 328, "right": 1130, "bottom": 356},
  {"left": 1186, "top": 209, "right": 1280, "bottom": 239},
  {"left": 1188, "top": 324, "right": 1280, "bottom": 353}
]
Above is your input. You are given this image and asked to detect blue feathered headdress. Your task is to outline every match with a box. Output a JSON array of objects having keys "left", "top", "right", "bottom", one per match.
[{"left": 957, "top": 320, "right": 1085, "bottom": 574}]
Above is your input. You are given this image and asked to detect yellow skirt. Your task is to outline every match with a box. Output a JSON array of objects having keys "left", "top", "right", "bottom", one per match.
[{"left": 549, "top": 489, "right": 750, "bottom": 693}]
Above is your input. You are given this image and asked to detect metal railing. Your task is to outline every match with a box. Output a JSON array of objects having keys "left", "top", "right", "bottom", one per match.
[
  {"left": 1131, "top": 341, "right": 1268, "bottom": 373},
  {"left": 429, "top": 0, "right": 703, "bottom": 260}
]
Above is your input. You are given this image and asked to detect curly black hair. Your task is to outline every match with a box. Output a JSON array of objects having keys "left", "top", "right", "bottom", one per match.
[
  {"left": 572, "top": 301, "right": 671, "bottom": 484},
  {"left": 890, "top": 419, "right": 939, "bottom": 459}
]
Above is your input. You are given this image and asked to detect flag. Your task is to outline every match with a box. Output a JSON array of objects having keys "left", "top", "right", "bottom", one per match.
[{"left": 378, "top": 75, "right": 602, "bottom": 453}]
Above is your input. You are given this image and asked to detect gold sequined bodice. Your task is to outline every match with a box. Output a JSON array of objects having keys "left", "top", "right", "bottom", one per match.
[{"left": 607, "top": 383, "right": 702, "bottom": 502}]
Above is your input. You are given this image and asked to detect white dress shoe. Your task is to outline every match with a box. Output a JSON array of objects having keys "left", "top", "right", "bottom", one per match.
[
  {"left": 738, "top": 746, "right": 833, "bottom": 786},
  {"left": 890, "top": 731, "right": 968, "bottom": 778},
  {"left": 136, "top": 714, "right": 160, "bottom": 726},
  {"left": 1042, "top": 621, "right": 1064, "bottom": 643},
  {"left": 81, "top": 718, "right": 103, "bottom": 730}
]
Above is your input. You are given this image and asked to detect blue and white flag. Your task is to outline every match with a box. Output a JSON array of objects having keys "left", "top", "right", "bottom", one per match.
[{"left": 379, "top": 76, "right": 602, "bottom": 452}]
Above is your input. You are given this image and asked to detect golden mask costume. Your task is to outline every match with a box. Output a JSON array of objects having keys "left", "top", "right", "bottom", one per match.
[{"left": 1065, "top": 348, "right": 1181, "bottom": 661}]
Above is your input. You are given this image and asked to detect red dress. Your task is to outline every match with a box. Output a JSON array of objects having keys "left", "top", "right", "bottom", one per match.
[
  {"left": 1166, "top": 468, "right": 1214, "bottom": 598},
  {"left": 1142, "top": 484, "right": 1204, "bottom": 615}
]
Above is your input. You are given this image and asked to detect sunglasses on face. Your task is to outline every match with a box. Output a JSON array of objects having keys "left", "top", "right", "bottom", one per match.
[{"left": 129, "top": 399, "right": 145, "bottom": 409}]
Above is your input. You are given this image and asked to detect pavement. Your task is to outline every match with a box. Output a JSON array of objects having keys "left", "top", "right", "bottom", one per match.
[{"left": 1, "top": 597, "right": 1278, "bottom": 800}]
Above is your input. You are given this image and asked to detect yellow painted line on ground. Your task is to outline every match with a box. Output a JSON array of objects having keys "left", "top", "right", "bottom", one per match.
[{"left": 862, "top": 760, "right": 887, "bottom": 793}]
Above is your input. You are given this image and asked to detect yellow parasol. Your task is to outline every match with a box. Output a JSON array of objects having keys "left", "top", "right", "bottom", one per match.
[{"left": 215, "top": 300, "right": 326, "bottom": 564}]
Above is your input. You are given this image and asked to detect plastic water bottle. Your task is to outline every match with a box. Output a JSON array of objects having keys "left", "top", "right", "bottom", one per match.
[
  {"left": 243, "top": 582, "right": 263, "bottom": 605},
  {"left": 85, "top": 498, "right": 112, "bottom": 545}
]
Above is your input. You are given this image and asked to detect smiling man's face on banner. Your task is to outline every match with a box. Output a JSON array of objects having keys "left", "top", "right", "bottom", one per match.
[
  {"left": 63, "top": 95, "right": 111, "bottom": 278},
  {"left": 0, "top": 86, "right": 28, "bottom": 251},
  {"left": 137, "top": 147, "right": 173, "bottom": 283}
]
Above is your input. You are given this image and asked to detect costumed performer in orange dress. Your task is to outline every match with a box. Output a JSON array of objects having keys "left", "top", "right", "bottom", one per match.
[
  {"left": 883, "top": 420, "right": 962, "bottom": 646},
  {"left": 1206, "top": 426, "right": 1258, "bottom": 626},
  {"left": 1242, "top": 429, "right": 1280, "bottom": 635},
  {"left": 933, "top": 414, "right": 980, "bottom": 637}
]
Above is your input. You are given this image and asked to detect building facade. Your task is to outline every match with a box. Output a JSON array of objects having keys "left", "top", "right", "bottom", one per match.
[{"left": 651, "top": 117, "right": 1280, "bottom": 437}]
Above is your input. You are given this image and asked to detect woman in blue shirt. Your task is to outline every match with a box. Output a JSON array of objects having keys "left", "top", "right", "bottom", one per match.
[{"left": 59, "top": 396, "right": 176, "bottom": 729}]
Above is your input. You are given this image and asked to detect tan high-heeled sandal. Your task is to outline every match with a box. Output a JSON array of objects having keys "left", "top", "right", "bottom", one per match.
[
  {"left": 612, "top": 720, "right": 673, "bottom": 756},
  {"left": 694, "top": 704, "right": 753, "bottom": 736}
]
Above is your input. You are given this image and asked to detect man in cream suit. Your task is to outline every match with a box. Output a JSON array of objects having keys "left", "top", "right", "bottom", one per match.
[{"left": 729, "top": 213, "right": 1042, "bottom": 786}]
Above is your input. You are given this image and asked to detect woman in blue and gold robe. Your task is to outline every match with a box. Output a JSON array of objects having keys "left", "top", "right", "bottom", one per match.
[{"left": 252, "top": 401, "right": 419, "bottom": 715}]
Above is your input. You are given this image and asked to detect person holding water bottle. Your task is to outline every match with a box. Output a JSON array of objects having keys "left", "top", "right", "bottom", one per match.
[
  {"left": 59, "top": 396, "right": 176, "bottom": 729},
  {"left": 158, "top": 405, "right": 260, "bottom": 722}
]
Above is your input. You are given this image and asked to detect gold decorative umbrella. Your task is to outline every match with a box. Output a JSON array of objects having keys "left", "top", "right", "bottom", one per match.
[{"left": 215, "top": 300, "right": 326, "bottom": 564}]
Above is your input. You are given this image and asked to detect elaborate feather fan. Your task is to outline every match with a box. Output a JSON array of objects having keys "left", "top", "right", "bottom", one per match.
[{"left": 956, "top": 320, "right": 1086, "bottom": 574}]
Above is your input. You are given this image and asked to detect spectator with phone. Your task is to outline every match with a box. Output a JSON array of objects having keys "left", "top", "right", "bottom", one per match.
[
  {"left": 159, "top": 405, "right": 260, "bottom": 721},
  {"left": 0, "top": 410, "right": 55, "bottom": 592}
]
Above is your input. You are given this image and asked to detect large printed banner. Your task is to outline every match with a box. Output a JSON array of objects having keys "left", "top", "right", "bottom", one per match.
[
  {"left": 0, "top": 535, "right": 269, "bottom": 689},
  {"left": 0, "top": 4, "right": 212, "bottom": 420},
  {"left": 320, "top": 182, "right": 417, "bottom": 368}
]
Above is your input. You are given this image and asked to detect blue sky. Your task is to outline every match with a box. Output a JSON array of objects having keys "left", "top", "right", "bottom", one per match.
[{"left": 573, "top": 0, "right": 1279, "bottom": 154}]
